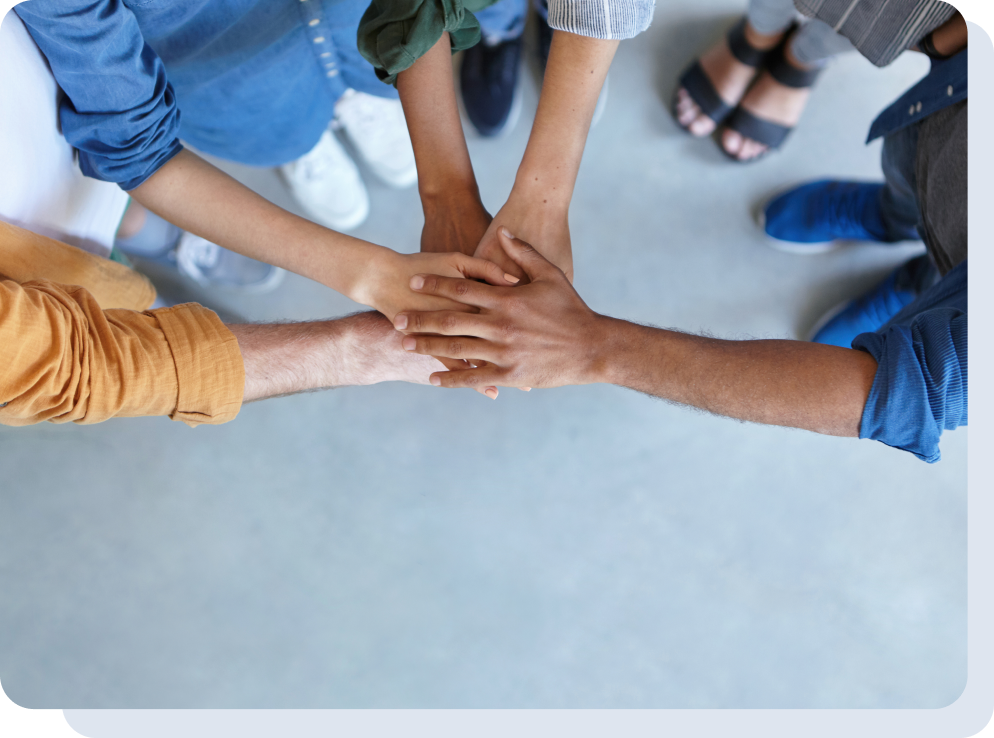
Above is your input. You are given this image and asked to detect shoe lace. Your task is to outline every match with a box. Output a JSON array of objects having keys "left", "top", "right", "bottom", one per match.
[
  {"left": 825, "top": 184, "right": 868, "bottom": 236},
  {"left": 296, "top": 133, "right": 348, "bottom": 180},
  {"left": 180, "top": 235, "right": 220, "bottom": 269},
  {"left": 334, "top": 90, "right": 408, "bottom": 157}
]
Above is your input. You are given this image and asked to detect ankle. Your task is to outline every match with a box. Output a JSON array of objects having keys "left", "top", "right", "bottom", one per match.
[
  {"left": 784, "top": 39, "right": 821, "bottom": 72},
  {"left": 743, "top": 22, "right": 784, "bottom": 52}
]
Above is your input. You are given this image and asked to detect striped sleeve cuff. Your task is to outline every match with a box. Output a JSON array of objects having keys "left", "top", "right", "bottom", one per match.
[{"left": 547, "top": 0, "right": 654, "bottom": 39}]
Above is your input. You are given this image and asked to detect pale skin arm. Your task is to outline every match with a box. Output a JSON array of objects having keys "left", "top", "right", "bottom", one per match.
[
  {"left": 230, "top": 311, "right": 445, "bottom": 403},
  {"left": 129, "top": 149, "right": 516, "bottom": 320},
  {"left": 394, "top": 230, "right": 877, "bottom": 437},
  {"left": 473, "top": 32, "right": 619, "bottom": 282}
]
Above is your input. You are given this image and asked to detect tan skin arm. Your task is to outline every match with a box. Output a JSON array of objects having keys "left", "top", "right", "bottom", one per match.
[
  {"left": 393, "top": 230, "right": 876, "bottom": 437},
  {"left": 129, "top": 149, "right": 517, "bottom": 321}
]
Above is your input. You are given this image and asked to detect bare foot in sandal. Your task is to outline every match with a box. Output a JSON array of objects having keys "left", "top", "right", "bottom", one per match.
[
  {"left": 674, "top": 20, "right": 784, "bottom": 137},
  {"left": 721, "top": 41, "right": 820, "bottom": 161}
]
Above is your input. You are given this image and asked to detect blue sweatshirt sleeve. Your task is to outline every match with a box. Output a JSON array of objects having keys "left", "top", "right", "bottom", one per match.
[
  {"left": 853, "top": 308, "right": 968, "bottom": 463},
  {"left": 14, "top": 0, "right": 183, "bottom": 190}
]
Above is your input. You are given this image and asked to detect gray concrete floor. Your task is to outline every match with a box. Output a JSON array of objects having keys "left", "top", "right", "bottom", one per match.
[{"left": 0, "top": 2, "right": 966, "bottom": 709}]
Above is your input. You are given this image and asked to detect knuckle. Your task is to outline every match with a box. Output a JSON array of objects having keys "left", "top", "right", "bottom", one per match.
[
  {"left": 441, "top": 314, "right": 458, "bottom": 332},
  {"left": 454, "top": 280, "right": 471, "bottom": 297},
  {"left": 448, "top": 339, "right": 464, "bottom": 356}
]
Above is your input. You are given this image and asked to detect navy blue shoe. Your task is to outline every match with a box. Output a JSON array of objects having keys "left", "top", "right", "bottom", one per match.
[
  {"left": 810, "top": 255, "right": 936, "bottom": 347},
  {"left": 761, "top": 180, "right": 919, "bottom": 254},
  {"left": 460, "top": 36, "right": 523, "bottom": 137}
]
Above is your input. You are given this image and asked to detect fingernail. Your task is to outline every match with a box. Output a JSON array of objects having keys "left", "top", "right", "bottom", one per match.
[
  {"left": 523, "top": 387, "right": 532, "bottom": 391},
  {"left": 430, "top": 375, "right": 441, "bottom": 386},
  {"left": 410, "top": 275, "right": 425, "bottom": 290},
  {"left": 504, "top": 273, "right": 520, "bottom": 284},
  {"left": 394, "top": 314, "right": 408, "bottom": 330},
  {"left": 402, "top": 336, "right": 416, "bottom": 351},
  {"left": 500, "top": 227, "right": 515, "bottom": 239},
  {"left": 485, "top": 388, "right": 498, "bottom": 400}
]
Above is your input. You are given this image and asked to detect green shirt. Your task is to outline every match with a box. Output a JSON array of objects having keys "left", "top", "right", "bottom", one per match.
[{"left": 358, "top": 0, "right": 497, "bottom": 86}]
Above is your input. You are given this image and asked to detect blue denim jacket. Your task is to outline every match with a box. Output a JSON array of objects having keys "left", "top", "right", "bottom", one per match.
[
  {"left": 866, "top": 48, "right": 967, "bottom": 143},
  {"left": 854, "top": 260, "right": 967, "bottom": 463},
  {"left": 851, "top": 48, "right": 968, "bottom": 463},
  {"left": 15, "top": 0, "right": 391, "bottom": 190}
]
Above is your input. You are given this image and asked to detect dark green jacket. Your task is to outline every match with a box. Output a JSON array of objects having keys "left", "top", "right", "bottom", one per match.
[{"left": 358, "top": 0, "right": 497, "bottom": 86}]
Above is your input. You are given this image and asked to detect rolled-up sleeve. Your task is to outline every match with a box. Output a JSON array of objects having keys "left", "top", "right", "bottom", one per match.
[
  {"left": 14, "top": 0, "right": 183, "bottom": 190},
  {"left": 853, "top": 308, "right": 967, "bottom": 463},
  {"left": 547, "top": 0, "right": 654, "bottom": 40},
  {"left": 359, "top": 0, "right": 487, "bottom": 85},
  {"left": 0, "top": 279, "right": 244, "bottom": 427}
]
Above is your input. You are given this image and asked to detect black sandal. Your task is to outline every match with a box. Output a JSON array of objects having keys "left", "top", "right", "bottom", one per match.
[
  {"left": 673, "top": 18, "right": 773, "bottom": 132},
  {"left": 721, "top": 31, "right": 821, "bottom": 160}
]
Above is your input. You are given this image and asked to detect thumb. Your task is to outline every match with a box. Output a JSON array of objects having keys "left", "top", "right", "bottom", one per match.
[{"left": 497, "top": 227, "right": 555, "bottom": 282}]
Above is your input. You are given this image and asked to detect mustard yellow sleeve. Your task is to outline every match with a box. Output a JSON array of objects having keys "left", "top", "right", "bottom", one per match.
[{"left": 0, "top": 278, "right": 244, "bottom": 427}]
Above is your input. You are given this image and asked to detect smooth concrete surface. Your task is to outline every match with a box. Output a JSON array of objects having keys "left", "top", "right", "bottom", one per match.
[{"left": 0, "top": 3, "right": 966, "bottom": 708}]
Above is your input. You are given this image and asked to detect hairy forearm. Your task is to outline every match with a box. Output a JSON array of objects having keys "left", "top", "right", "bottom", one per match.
[
  {"left": 596, "top": 319, "right": 877, "bottom": 437},
  {"left": 130, "top": 149, "right": 388, "bottom": 300},
  {"left": 397, "top": 33, "right": 479, "bottom": 201},
  {"left": 231, "top": 312, "right": 441, "bottom": 402},
  {"left": 515, "top": 32, "right": 618, "bottom": 203}
]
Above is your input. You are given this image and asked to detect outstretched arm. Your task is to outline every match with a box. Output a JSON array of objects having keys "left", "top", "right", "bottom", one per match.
[
  {"left": 130, "top": 150, "right": 516, "bottom": 320},
  {"left": 397, "top": 33, "right": 492, "bottom": 256},
  {"left": 394, "top": 230, "right": 877, "bottom": 437},
  {"left": 474, "top": 32, "right": 619, "bottom": 282}
]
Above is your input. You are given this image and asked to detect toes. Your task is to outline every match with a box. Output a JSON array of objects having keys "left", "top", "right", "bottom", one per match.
[
  {"left": 739, "top": 139, "right": 768, "bottom": 161},
  {"left": 676, "top": 89, "right": 716, "bottom": 136},
  {"left": 688, "top": 115, "right": 716, "bottom": 137},
  {"left": 721, "top": 128, "right": 743, "bottom": 156}
]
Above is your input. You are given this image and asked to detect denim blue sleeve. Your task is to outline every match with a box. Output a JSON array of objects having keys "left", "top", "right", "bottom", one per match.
[
  {"left": 14, "top": 0, "right": 183, "bottom": 190},
  {"left": 853, "top": 308, "right": 968, "bottom": 463}
]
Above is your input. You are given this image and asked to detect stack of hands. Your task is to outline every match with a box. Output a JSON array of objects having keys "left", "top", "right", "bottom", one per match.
[{"left": 387, "top": 225, "right": 596, "bottom": 401}]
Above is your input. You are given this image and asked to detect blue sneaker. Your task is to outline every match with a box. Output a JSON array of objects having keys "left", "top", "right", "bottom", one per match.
[
  {"left": 460, "top": 36, "right": 523, "bottom": 138},
  {"left": 810, "top": 255, "right": 936, "bottom": 347},
  {"left": 761, "top": 180, "right": 919, "bottom": 254}
]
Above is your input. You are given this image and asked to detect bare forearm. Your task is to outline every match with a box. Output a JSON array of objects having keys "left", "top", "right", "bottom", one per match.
[
  {"left": 232, "top": 312, "right": 441, "bottom": 402},
  {"left": 129, "top": 149, "right": 388, "bottom": 299},
  {"left": 397, "top": 33, "right": 479, "bottom": 201},
  {"left": 597, "top": 319, "right": 878, "bottom": 437},
  {"left": 516, "top": 32, "right": 618, "bottom": 202}
]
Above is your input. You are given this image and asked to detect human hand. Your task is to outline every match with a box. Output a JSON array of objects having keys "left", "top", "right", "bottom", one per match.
[
  {"left": 335, "top": 311, "right": 449, "bottom": 386},
  {"left": 473, "top": 181, "right": 573, "bottom": 284},
  {"left": 394, "top": 228, "right": 610, "bottom": 391},
  {"left": 355, "top": 249, "right": 517, "bottom": 323},
  {"left": 353, "top": 249, "right": 517, "bottom": 398},
  {"left": 421, "top": 191, "right": 492, "bottom": 256}
]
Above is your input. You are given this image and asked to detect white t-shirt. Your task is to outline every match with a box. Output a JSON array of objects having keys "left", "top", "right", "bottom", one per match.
[{"left": 0, "top": 10, "right": 128, "bottom": 258}]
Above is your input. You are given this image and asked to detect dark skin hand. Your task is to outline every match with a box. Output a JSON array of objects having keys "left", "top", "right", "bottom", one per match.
[{"left": 393, "top": 229, "right": 878, "bottom": 438}]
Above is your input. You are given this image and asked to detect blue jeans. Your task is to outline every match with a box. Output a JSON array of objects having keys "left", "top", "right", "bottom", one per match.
[{"left": 476, "top": 0, "right": 547, "bottom": 44}]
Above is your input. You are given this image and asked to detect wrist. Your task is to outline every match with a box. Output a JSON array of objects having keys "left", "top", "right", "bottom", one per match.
[
  {"left": 579, "top": 315, "right": 628, "bottom": 385},
  {"left": 511, "top": 168, "right": 573, "bottom": 212},
  {"left": 346, "top": 245, "right": 395, "bottom": 310},
  {"left": 420, "top": 176, "right": 481, "bottom": 208}
]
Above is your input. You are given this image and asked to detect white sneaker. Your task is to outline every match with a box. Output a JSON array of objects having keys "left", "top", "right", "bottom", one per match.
[
  {"left": 334, "top": 89, "right": 418, "bottom": 188},
  {"left": 175, "top": 232, "right": 285, "bottom": 294},
  {"left": 280, "top": 130, "right": 370, "bottom": 231}
]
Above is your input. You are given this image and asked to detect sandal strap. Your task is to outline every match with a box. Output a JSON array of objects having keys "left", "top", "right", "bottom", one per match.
[
  {"left": 766, "top": 35, "right": 822, "bottom": 89},
  {"left": 678, "top": 61, "right": 733, "bottom": 124},
  {"left": 727, "top": 18, "right": 768, "bottom": 68},
  {"left": 725, "top": 106, "right": 792, "bottom": 149}
]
